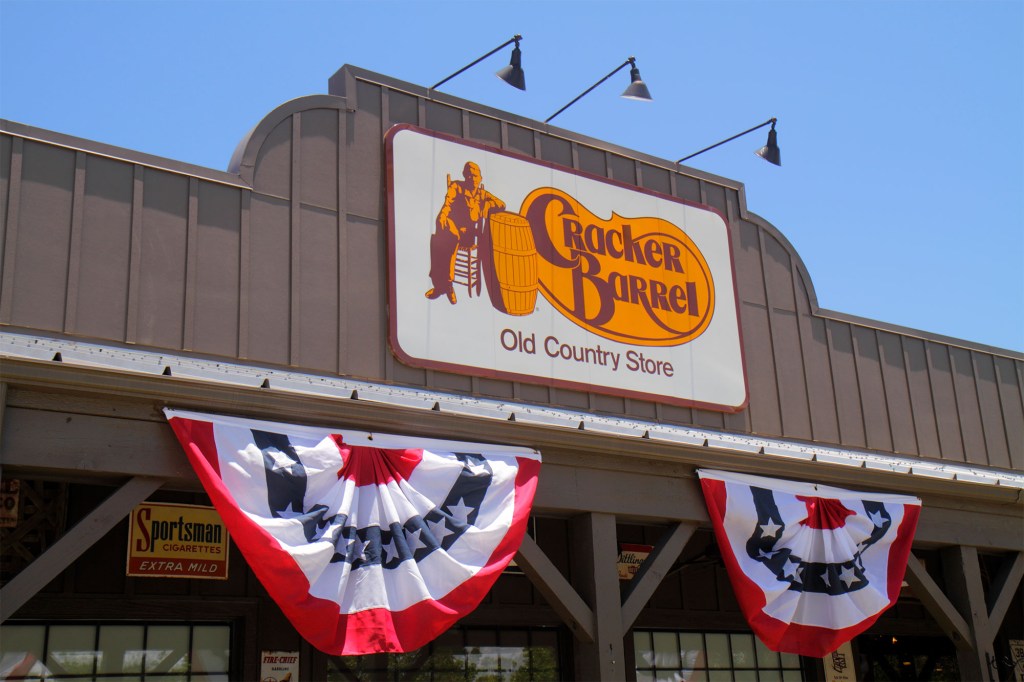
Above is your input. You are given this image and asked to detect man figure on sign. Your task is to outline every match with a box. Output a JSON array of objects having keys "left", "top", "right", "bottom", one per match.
[{"left": 425, "top": 161, "right": 505, "bottom": 304}]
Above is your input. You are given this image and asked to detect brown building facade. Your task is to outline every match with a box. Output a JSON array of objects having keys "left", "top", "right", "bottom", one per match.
[{"left": 1, "top": 66, "right": 1022, "bottom": 681}]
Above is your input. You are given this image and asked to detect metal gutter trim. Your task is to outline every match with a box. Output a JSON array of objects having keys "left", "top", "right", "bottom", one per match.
[{"left": 3, "top": 330, "right": 1021, "bottom": 491}]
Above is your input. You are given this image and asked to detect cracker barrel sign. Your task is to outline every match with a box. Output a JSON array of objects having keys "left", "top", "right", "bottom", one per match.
[{"left": 386, "top": 125, "right": 746, "bottom": 411}]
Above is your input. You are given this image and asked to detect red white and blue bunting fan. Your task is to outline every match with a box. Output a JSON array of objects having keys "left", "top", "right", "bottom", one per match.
[
  {"left": 697, "top": 469, "right": 920, "bottom": 657},
  {"left": 164, "top": 409, "right": 541, "bottom": 655}
]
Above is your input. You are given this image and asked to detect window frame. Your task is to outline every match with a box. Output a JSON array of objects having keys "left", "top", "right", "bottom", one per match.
[
  {"left": 631, "top": 628, "right": 807, "bottom": 682},
  {"left": 0, "top": 620, "right": 236, "bottom": 681}
]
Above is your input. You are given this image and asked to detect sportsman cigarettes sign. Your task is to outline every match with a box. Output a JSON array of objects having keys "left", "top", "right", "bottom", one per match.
[
  {"left": 127, "top": 502, "right": 229, "bottom": 579},
  {"left": 386, "top": 125, "right": 747, "bottom": 411}
]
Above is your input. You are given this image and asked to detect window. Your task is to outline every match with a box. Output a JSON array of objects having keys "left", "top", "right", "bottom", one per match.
[
  {"left": 327, "top": 627, "right": 562, "bottom": 681},
  {"left": 0, "top": 623, "right": 232, "bottom": 681},
  {"left": 856, "top": 634, "right": 960, "bottom": 681},
  {"left": 633, "top": 631, "right": 803, "bottom": 682}
]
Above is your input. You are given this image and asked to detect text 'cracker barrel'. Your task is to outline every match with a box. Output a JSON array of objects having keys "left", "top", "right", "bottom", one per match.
[{"left": 489, "top": 211, "right": 539, "bottom": 316}]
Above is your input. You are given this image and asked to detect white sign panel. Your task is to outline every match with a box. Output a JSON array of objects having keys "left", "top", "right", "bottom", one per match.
[
  {"left": 386, "top": 125, "right": 747, "bottom": 411},
  {"left": 260, "top": 651, "right": 298, "bottom": 682},
  {"left": 1010, "top": 639, "right": 1024, "bottom": 682}
]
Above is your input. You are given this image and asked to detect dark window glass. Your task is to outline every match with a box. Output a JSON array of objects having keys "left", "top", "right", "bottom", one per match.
[{"left": 326, "top": 626, "right": 563, "bottom": 681}]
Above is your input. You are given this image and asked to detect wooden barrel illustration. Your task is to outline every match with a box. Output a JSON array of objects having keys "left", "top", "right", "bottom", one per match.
[{"left": 487, "top": 211, "right": 539, "bottom": 316}]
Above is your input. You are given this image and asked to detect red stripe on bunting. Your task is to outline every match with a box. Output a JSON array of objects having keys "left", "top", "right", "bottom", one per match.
[
  {"left": 796, "top": 496, "right": 856, "bottom": 530},
  {"left": 168, "top": 415, "right": 220, "bottom": 478},
  {"left": 886, "top": 502, "right": 920, "bottom": 603},
  {"left": 330, "top": 435, "right": 423, "bottom": 485}
]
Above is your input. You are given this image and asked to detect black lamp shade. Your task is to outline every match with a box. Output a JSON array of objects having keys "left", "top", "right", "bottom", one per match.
[
  {"left": 432, "top": 35, "right": 526, "bottom": 93},
  {"left": 621, "top": 65, "right": 652, "bottom": 101},
  {"left": 496, "top": 45, "right": 526, "bottom": 90},
  {"left": 755, "top": 127, "right": 781, "bottom": 166}
]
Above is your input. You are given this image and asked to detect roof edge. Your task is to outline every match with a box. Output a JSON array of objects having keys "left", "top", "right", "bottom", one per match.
[
  {"left": 332, "top": 64, "right": 746, "bottom": 190},
  {"left": 0, "top": 119, "right": 250, "bottom": 189},
  {"left": 227, "top": 94, "right": 348, "bottom": 185}
]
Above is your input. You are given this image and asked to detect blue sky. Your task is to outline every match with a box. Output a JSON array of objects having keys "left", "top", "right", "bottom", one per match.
[{"left": 2, "top": 0, "right": 1021, "bottom": 351}]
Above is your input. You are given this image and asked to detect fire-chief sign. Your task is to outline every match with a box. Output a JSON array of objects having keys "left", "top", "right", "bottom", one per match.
[{"left": 386, "top": 125, "right": 747, "bottom": 411}]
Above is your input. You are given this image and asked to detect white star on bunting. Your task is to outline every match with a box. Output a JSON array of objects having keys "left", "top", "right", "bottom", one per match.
[
  {"left": 427, "top": 518, "right": 454, "bottom": 544},
  {"left": 839, "top": 566, "right": 859, "bottom": 588},
  {"left": 446, "top": 499, "right": 474, "bottom": 526}
]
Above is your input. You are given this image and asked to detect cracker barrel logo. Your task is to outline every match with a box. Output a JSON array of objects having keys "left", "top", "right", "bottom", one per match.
[
  {"left": 424, "top": 163, "right": 715, "bottom": 346},
  {"left": 522, "top": 188, "right": 714, "bottom": 345}
]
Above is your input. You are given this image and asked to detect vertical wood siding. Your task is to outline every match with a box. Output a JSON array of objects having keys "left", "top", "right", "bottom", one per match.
[
  {"left": 136, "top": 170, "right": 189, "bottom": 349},
  {"left": 1, "top": 81, "right": 1021, "bottom": 471}
]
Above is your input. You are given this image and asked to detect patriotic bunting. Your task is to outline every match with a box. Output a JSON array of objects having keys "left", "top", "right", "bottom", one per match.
[
  {"left": 164, "top": 409, "right": 541, "bottom": 655},
  {"left": 697, "top": 469, "right": 920, "bottom": 657}
]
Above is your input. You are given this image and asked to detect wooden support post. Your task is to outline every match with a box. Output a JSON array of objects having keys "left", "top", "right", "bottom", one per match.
[
  {"left": 0, "top": 382, "right": 7, "bottom": 454},
  {"left": 570, "top": 512, "right": 625, "bottom": 681},
  {"left": 941, "top": 546, "right": 995, "bottom": 682},
  {"left": 0, "top": 476, "right": 165, "bottom": 622}
]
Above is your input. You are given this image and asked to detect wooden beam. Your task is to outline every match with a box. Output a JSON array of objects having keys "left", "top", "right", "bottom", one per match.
[
  {"left": 0, "top": 475, "right": 166, "bottom": 622},
  {"left": 9, "top": 405, "right": 1021, "bottom": 550},
  {"left": 916, "top": 504, "right": 1024, "bottom": 551},
  {"left": 3, "top": 356, "right": 1024, "bottom": 516},
  {"left": 903, "top": 552, "right": 974, "bottom": 650},
  {"left": 620, "top": 521, "right": 697, "bottom": 631},
  {"left": 535, "top": 464, "right": 710, "bottom": 523},
  {"left": 2, "top": 408, "right": 194, "bottom": 481},
  {"left": 987, "top": 551, "right": 1024, "bottom": 632},
  {"left": 514, "top": 534, "right": 594, "bottom": 643}
]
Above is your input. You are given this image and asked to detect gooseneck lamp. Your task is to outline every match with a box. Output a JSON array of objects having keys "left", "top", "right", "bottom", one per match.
[
  {"left": 677, "top": 117, "right": 781, "bottom": 166},
  {"left": 431, "top": 35, "right": 526, "bottom": 92},
  {"left": 545, "top": 57, "right": 652, "bottom": 124}
]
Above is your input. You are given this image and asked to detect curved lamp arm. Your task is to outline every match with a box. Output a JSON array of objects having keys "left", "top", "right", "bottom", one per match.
[
  {"left": 546, "top": 57, "right": 651, "bottom": 124},
  {"left": 677, "top": 117, "right": 780, "bottom": 166},
  {"left": 431, "top": 35, "right": 524, "bottom": 91}
]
